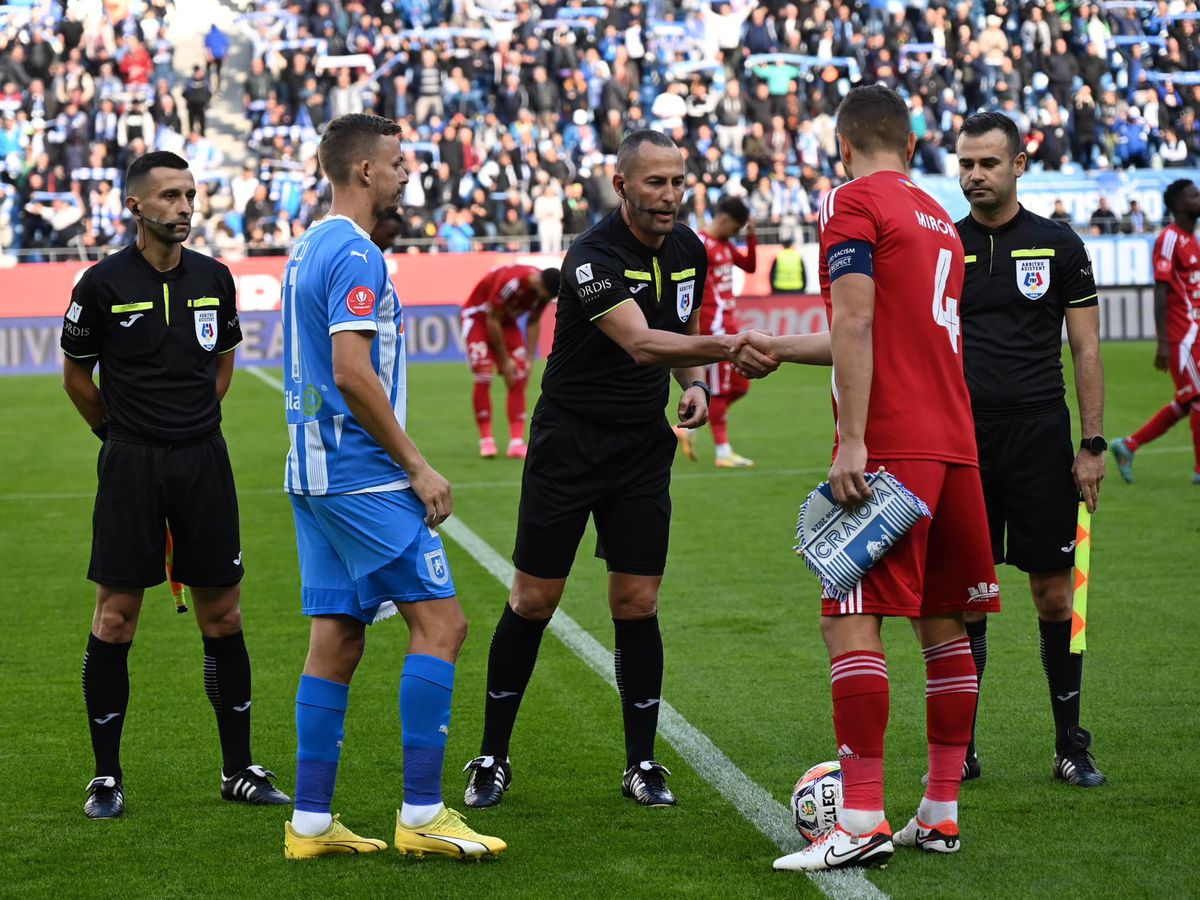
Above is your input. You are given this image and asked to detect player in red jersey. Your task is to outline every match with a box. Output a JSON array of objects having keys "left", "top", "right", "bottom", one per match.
[
  {"left": 675, "top": 196, "right": 760, "bottom": 467},
  {"left": 1111, "top": 179, "right": 1200, "bottom": 483},
  {"left": 744, "top": 85, "right": 1000, "bottom": 873},
  {"left": 462, "top": 265, "right": 560, "bottom": 458}
]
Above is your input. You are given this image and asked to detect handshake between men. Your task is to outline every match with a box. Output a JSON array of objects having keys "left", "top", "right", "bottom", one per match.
[{"left": 730, "top": 330, "right": 833, "bottom": 379}]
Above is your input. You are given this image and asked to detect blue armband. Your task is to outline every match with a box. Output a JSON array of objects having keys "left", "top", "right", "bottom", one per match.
[{"left": 827, "top": 240, "right": 874, "bottom": 282}]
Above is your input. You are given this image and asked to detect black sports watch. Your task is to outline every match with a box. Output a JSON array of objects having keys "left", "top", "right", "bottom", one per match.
[
  {"left": 688, "top": 379, "right": 711, "bottom": 404},
  {"left": 1080, "top": 435, "right": 1107, "bottom": 454}
]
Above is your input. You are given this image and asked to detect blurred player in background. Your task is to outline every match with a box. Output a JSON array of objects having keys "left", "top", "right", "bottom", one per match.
[
  {"left": 1111, "top": 179, "right": 1200, "bottom": 484},
  {"left": 676, "top": 195, "right": 759, "bottom": 467},
  {"left": 280, "top": 114, "right": 503, "bottom": 860},
  {"left": 756, "top": 85, "right": 999, "bottom": 872},
  {"left": 461, "top": 264, "right": 560, "bottom": 459}
]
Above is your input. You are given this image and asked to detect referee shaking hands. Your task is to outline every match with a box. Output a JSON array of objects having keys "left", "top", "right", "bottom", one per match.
[
  {"left": 955, "top": 113, "right": 1107, "bottom": 788},
  {"left": 463, "top": 130, "right": 777, "bottom": 810},
  {"left": 61, "top": 151, "right": 288, "bottom": 818}
]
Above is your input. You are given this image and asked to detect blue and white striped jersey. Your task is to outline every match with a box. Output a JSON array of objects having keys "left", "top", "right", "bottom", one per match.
[{"left": 281, "top": 215, "right": 409, "bottom": 495}]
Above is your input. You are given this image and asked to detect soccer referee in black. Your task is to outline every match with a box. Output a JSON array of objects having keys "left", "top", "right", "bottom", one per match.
[
  {"left": 955, "top": 112, "right": 1107, "bottom": 787},
  {"left": 463, "top": 131, "right": 776, "bottom": 809},
  {"left": 61, "top": 151, "right": 288, "bottom": 818}
]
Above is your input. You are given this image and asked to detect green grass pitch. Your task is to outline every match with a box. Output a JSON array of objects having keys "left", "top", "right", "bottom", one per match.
[{"left": 0, "top": 341, "right": 1196, "bottom": 899}]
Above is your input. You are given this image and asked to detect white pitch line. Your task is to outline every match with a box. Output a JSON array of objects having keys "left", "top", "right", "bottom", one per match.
[
  {"left": 439, "top": 516, "right": 887, "bottom": 900},
  {"left": 239, "top": 365, "right": 885, "bottom": 898}
]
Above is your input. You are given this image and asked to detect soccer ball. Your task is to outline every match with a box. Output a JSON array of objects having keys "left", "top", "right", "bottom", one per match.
[{"left": 791, "top": 761, "right": 843, "bottom": 842}]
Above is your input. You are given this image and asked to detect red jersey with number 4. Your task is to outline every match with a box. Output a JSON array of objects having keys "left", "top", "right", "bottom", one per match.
[
  {"left": 818, "top": 171, "right": 976, "bottom": 465},
  {"left": 698, "top": 231, "right": 757, "bottom": 335},
  {"left": 461, "top": 264, "right": 543, "bottom": 328},
  {"left": 1153, "top": 224, "right": 1200, "bottom": 345}
]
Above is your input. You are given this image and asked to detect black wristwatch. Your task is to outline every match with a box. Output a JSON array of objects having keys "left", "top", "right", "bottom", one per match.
[
  {"left": 688, "top": 380, "right": 711, "bottom": 404},
  {"left": 1080, "top": 435, "right": 1107, "bottom": 454}
]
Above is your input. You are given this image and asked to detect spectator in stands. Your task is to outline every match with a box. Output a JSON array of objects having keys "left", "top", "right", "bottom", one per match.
[
  {"left": 1050, "top": 199, "right": 1073, "bottom": 224},
  {"left": 25, "top": 195, "right": 84, "bottom": 248},
  {"left": 243, "top": 183, "right": 273, "bottom": 240},
  {"left": 183, "top": 66, "right": 212, "bottom": 136},
  {"left": 440, "top": 207, "right": 476, "bottom": 253},
  {"left": 1089, "top": 197, "right": 1121, "bottom": 235},
  {"left": 1124, "top": 199, "right": 1148, "bottom": 235},
  {"left": 205, "top": 24, "right": 230, "bottom": 94}
]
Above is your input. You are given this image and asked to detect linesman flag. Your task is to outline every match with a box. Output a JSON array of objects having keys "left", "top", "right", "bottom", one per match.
[{"left": 1070, "top": 503, "right": 1091, "bottom": 654}]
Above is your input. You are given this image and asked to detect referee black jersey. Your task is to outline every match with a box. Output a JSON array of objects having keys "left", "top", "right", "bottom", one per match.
[
  {"left": 60, "top": 245, "right": 243, "bottom": 444},
  {"left": 541, "top": 210, "right": 709, "bottom": 424},
  {"left": 957, "top": 206, "right": 1098, "bottom": 418}
]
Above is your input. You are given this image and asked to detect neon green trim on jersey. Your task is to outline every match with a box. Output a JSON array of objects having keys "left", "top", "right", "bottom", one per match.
[
  {"left": 589, "top": 297, "right": 633, "bottom": 321},
  {"left": 163, "top": 284, "right": 170, "bottom": 325},
  {"left": 670, "top": 268, "right": 696, "bottom": 281},
  {"left": 1068, "top": 293, "right": 1098, "bottom": 304},
  {"left": 111, "top": 301, "right": 154, "bottom": 313},
  {"left": 188, "top": 297, "right": 221, "bottom": 308},
  {"left": 652, "top": 258, "right": 661, "bottom": 303},
  {"left": 623, "top": 269, "right": 652, "bottom": 281},
  {"left": 1010, "top": 248, "right": 1056, "bottom": 258},
  {"left": 964, "top": 255, "right": 978, "bottom": 264}
]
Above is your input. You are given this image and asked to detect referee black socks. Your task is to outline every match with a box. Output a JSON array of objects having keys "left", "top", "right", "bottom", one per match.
[
  {"left": 614, "top": 615, "right": 664, "bottom": 769},
  {"left": 965, "top": 616, "right": 988, "bottom": 751},
  {"left": 480, "top": 604, "right": 550, "bottom": 759},
  {"left": 202, "top": 631, "right": 254, "bottom": 777},
  {"left": 1039, "top": 617, "right": 1083, "bottom": 753},
  {"left": 83, "top": 633, "right": 132, "bottom": 780}
]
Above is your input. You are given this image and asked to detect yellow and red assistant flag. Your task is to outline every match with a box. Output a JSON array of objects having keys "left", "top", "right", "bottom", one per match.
[{"left": 1070, "top": 504, "right": 1091, "bottom": 654}]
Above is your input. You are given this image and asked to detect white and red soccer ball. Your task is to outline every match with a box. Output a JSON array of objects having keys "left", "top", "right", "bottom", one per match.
[{"left": 790, "top": 761, "right": 843, "bottom": 842}]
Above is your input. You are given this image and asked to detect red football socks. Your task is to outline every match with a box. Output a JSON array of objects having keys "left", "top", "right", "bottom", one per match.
[
  {"left": 830, "top": 651, "right": 889, "bottom": 813},
  {"left": 923, "top": 637, "right": 978, "bottom": 803}
]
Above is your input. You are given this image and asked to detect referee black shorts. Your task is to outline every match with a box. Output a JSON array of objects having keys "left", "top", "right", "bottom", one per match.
[
  {"left": 975, "top": 406, "right": 1078, "bottom": 574},
  {"left": 512, "top": 399, "right": 677, "bottom": 580},
  {"left": 89, "top": 435, "right": 244, "bottom": 589}
]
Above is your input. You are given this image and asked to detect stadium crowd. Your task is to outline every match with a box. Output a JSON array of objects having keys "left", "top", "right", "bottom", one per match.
[{"left": 2, "top": 0, "right": 1200, "bottom": 258}]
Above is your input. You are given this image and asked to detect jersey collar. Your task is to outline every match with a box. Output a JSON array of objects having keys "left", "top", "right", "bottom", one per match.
[
  {"left": 314, "top": 213, "right": 372, "bottom": 241},
  {"left": 964, "top": 204, "right": 1028, "bottom": 237},
  {"left": 608, "top": 208, "right": 667, "bottom": 257}
]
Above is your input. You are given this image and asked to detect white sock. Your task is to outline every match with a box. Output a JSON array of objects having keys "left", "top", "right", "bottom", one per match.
[
  {"left": 838, "top": 808, "right": 885, "bottom": 834},
  {"left": 508, "top": 437, "right": 524, "bottom": 447},
  {"left": 715, "top": 442, "right": 732, "bottom": 456},
  {"left": 918, "top": 797, "right": 958, "bottom": 825},
  {"left": 290, "top": 809, "right": 333, "bottom": 837},
  {"left": 400, "top": 801, "right": 444, "bottom": 828}
]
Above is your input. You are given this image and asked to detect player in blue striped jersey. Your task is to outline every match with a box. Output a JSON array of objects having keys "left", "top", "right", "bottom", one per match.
[{"left": 280, "top": 114, "right": 505, "bottom": 861}]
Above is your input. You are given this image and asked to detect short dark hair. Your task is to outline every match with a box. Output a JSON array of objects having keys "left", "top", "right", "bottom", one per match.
[
  {"left": 616, "top": 129, "right": 678, "bottom": 175},
  {"left": 319, "top": 113, "right": 403, "bottom": 185},
  {"left": 1164, "top": 179, "right": 1195, "bottom": 215},
  {"left": 715, "top": 195, "right": 750, "bottom": 225},
  {"left": 540, "top": 267, "right": 561, "bottom": 296},
  {"left": 958, "top": 110, "right": 1023, "bottom": 159},
  {"left": 835, "top": 84, "right": 911, "bottom": 156},
  {"left": 125, "top": 151, "right": 189, "bottom": 196}
]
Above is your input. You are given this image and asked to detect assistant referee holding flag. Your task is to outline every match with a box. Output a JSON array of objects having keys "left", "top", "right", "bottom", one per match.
[
  {"left": 955, "top": 112, "right": 1107, "bottom": 787},
  {"left": 61, "top": 151, "right": 288, "bottom": 818},
  {"left": 462, "top": 130, "right": 776, "bottom": 809}
]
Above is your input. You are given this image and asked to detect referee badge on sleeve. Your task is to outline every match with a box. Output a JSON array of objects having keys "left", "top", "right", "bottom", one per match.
[
  {"left": 1016, "top": 259, "right": 1050, "bottom": 300},
  {"left": 194, "top": 310, "right": 218, "bottom": 351},
  {"left": 676, "top": 280, "right": 695, "bottom": 321}
]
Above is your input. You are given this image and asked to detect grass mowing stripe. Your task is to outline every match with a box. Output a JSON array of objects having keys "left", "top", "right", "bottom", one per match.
[
  {"left": 439, "top": 516, "right": 888, "bottom": 900},
  {"left": 243, "top": 363, "right": 887, "bottom": 900}
]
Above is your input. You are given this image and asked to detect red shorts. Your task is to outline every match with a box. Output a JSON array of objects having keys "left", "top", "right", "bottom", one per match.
[
  {"left": 464, "top": 319, "right": 527, "bottom": 381},
  {"left": 1168, "top": 338, "right": 1200, "bottom": 405},
  {"left": 821, "top": 459, "right": 1001, "bottom": 619},
  {"left": 706, "top": 360, "right": 750, "bottom": 399}
]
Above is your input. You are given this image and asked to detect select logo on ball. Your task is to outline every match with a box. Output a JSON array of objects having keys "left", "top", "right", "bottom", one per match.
[{"left": 346, "top": 285, "right": 376, "bottom": 317}]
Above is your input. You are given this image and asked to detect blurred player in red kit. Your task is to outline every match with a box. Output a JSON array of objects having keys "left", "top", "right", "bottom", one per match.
[
  {"left": 676, "top": 196, "right": 759, "bottom": 466},
  {"left": 461, "top": 265, "right": 560, "bottom": 458}
]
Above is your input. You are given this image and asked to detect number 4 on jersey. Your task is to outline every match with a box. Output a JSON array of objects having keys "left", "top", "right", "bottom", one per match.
[{"left": 931, "top": 247, "right": 960, "bottom": 353}]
